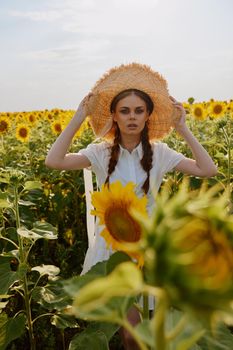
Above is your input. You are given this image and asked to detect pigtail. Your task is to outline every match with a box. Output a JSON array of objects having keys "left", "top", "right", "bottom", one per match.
[
  {"left": 105, "top": 123, "right": 121, "bottom": 186},
  {"left": 140, "top": 123, "right": 153, "bottom": 194}
]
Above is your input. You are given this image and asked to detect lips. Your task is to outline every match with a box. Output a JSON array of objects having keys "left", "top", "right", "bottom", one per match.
[{"left": 127, "top": 124, "right": 137, "bottom": 127}]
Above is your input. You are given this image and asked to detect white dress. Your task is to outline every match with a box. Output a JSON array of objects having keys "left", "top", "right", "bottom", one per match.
[{"left": 78, "top": 141, "right": 186, "bottom": 275}]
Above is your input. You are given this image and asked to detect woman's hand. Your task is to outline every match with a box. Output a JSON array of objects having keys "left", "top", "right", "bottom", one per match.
[
  {"left": 75, "top": 92, "right": 93, "bottom": 122},
  {"left": 169, "top": 95, "right": 187, "bottom": 133}
]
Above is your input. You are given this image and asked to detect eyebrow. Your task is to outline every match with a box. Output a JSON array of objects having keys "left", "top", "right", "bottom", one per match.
[{"left": 119, "top": 106, "right": 145, "bottom": 109}]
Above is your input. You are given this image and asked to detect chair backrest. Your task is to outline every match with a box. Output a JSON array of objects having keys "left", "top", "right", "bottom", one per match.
[{"left": 83, "top": 168, "right": 95, "bottom": 248}]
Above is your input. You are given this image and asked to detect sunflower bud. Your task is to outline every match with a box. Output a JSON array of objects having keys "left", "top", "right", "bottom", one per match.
[{"left": 143, "top": 181, "right": 233, "bottom": 321}]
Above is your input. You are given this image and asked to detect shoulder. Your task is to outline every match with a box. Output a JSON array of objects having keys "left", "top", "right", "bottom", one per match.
[
  {"left": 81, "top": 141, "right": 111, "bottom": 153},
  {"left": 151, "top": 141, "right": 170, "bottom": 154},
  {"left": 151, "top": 141, "right": 183, "bottom": 162}
]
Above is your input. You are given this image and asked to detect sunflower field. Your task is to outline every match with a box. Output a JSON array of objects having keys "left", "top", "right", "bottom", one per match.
[{"left": 0, "top": 98, "right": 233, "bottom": 350}]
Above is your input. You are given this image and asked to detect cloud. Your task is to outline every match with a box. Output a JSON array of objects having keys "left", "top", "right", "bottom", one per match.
[
  {"left": 8, "top": 0, "right": 160, "bottom": 37},
  {"left": 9, "top": 10, "right": 62, "bottom": 22},
  {"left": 20, "top": 40, "right": 111, "bottom": 65}
]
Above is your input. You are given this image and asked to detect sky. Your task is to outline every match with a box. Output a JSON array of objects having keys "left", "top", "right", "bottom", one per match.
[{"left": 0, "top": 0, "right": 232, "bottom": 112}]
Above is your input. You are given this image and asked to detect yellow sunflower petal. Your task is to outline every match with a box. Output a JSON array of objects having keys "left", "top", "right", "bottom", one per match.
[{"left": 91, "top": 180, "right": 148, "bottom": 264}]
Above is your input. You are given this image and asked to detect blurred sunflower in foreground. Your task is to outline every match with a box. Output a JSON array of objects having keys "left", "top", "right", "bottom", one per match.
[
  {"left": 71, "top": 179, "right": 233, "bottom": 350},
  {"left": 91, "top": 180, "right": 148, "bottom": 266},
  {"left": 141, "top": 180, "right": 233, "bottom": 325}
]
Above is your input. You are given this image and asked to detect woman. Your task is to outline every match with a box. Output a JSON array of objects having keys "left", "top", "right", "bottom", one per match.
[{"left": 45, "top": 63, "right": 217, "bottom": 349}]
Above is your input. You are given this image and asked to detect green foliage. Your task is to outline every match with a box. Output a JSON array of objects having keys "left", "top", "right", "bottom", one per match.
[
  {"left": 0, "top": 313, "right": 25, "bottom": 350},
  {"left": 0, "top": 111, "right": 232, "bottom": 349}
]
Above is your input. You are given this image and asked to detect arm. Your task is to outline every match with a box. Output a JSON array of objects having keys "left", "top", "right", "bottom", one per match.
[
  {"left": 45, "top": 94, "right": 92, "bottom": 170},
  {"left": 170, "top": 96, "right": 218, "bottom": 177}
]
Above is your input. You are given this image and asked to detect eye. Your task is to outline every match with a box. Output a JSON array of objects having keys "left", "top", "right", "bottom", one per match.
[
  {"left": 120, "top": 109, "right": 129, "bottom": 114},
  {"left": 135, "top": 109, "right": 144, "bottom": 114}
]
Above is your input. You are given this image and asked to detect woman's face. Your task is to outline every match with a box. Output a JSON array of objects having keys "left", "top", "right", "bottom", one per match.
[{"left": 112, "top": 94, "right": 149, "bottom": 137}]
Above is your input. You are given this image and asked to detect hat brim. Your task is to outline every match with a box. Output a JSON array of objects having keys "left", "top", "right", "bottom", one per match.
[{"left": 86, "top": 62, "right": 179, "bottom": 141}]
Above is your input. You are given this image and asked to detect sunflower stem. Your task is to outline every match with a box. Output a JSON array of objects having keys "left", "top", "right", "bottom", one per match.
[
  {"left": 152, "top": 291, "right": 168, "bottom": 350},
  {"left": 142, "top": 294, "right": 149, "bottom": 320},
  {"left": 14, "top": 183, "right": 36, "bottom": 350}
]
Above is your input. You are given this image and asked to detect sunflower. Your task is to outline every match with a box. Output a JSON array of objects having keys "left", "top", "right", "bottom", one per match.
[
  {"left": 15, "top": 113, "right": 25, "bottom": 124},
  {"left": 143, "top": 180, "right": 233, "bottom": 318},
  {"left": 46, "top": 112, "right": 54, "bottom": 121},
  {"left": 0, "top": 116, "right": 10, "bottom": 134},
  {"left": 227, "top": 101, "right": 233, "bottom": 118},
  {"left": 190, "top": 103, "right": 207, "bottom": 121},
  {"left": 16, "top": 123, "right": 30, "bottom": 142},
  {"left": 208, "top": 101, "right": 227, "bottom": 118},
  {"left": 27, "top": 113, "right": 37, "bottom": 125},
  {"left": 91, "top": 181, "right": 148, "bottom": 264},
  {"left": 51, "top": 120, "right": 63, "bottom": 134},
  {"left": 176, "top": 218, "right": 233, "bottom": 290}
]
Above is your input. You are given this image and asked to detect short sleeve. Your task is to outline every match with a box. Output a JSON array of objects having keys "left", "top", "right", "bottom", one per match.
[
  {"left": 156, "top": 142, "right": 186, "bottom": 175},
  {"left": 77, "top": 142, "right": 110, "bottom": 177},
  {"left": 78, "top": 143, "right": 99, "bottom": 170}
]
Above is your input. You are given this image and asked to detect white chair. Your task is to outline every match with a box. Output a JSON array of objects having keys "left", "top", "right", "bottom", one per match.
[{"left": 81, "top": 169, "right": 95, "bottom": 274}]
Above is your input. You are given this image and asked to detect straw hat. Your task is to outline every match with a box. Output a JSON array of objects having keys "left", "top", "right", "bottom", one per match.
[{"left": 86, "top": 62, "right": 180, "bottom": 141}]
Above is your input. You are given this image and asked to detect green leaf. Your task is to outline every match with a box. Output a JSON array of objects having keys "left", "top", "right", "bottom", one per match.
[
  {"left": 31, "top": 221, "right": 58, "bottom": 240},
  {"left": 50, "top": 314, "right": 79, "bottom": 330},
  {"left": 17, "top": 227, "right": 41, "bottom": 240},
  {"left": 72, "top": 262, "right": 143, "bottom": 313},
  {"left": 63, "top": 253, "right": 137, "bottom": 302},
  {"left": 135, "top": 320, "right": 153, "bottom": 347},
  {"left": 165, "top": 308, "right": 204, "bottom": 350},
  {"left": 177, "top": 329, "right": 205, "bottom": 350},
  {"left": 32, "top": 264, "right": 60, "bottom": 277},
  {"left": 85, "top": 322, "right": 119, "bottom": 342},
  {"left": 0, "top": 313, "right": 25, "bottom": 350},
  {"left": 17, "top": 222, "right": 57, "bottom": 241},
  {"left": 63, "top": 260, "right": 109, "bottom": 298},
  {"left": 106, "top": 251, "right": 131, "bottom": 274},
  {"left": 18, "top": 199, "right": 35, "bottom": 206},
  {"left": 0, "top": 262, "right": 20, "bottom": 294},
  {"left": 23, "top": 181, "right": 42, "bottom": 191},
  {"left": 68, "top": 330, "right": 109, "bottom": 350},
  {"left": 31, "top": 283, "right": 72, "bottom": 311},
  {"left": 0, "top": 192, "right": 11, "bottom": 209},
  {"left": 0, "top": 302, "right": 9, "bottom": 310},
  {"left": 0, "top": 177, "right": 10, "bottom": 185},
  {"left": 0, "top": 250, "right": 19, "bottom": 260},
  {"left": 197, "top": 322, "right": 233, "bottom": 350}
]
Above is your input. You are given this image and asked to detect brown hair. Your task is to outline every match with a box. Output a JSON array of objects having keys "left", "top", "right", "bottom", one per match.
[{"left": 105, "top": 89, "right": 153, "bottom": 194}]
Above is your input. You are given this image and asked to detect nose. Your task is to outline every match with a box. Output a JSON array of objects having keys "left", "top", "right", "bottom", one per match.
[{"left": 129, "top": 112, "right": 136, "bottom": 119}]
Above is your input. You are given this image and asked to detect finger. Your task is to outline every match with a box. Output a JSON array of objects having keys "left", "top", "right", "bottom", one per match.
[{"left": 169, "top": 96, "right": 177, "bottom": 102}]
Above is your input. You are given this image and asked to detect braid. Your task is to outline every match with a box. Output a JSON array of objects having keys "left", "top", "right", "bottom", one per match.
[
  {"left": 140, "top": 123, "right": 153, "bottom": 194},
  {"left": 105, "top": 124, "right": 121, "bottom": 187}
]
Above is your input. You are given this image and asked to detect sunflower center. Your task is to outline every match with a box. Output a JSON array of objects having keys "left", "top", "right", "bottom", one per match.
[
  {"left": 194, "top": 107, "right": 202, "bottom": 117},
  {"left": 29, "top": 114, "right": 35, "bottom": 122},
  {"left": 213, "top": 105, "right": 222, "bottom": 114},
  {"left": 55, "top": 123, "right": 62, "bottom": 132},
  {"left": 104, "top": 206, "right": 141, "bottom": 242},
  {"left": 19, "top": 127, "right": 28, "bottom": 138},
  {"left": 0, "top": 120, "right": 8, "bottom": 132}
]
